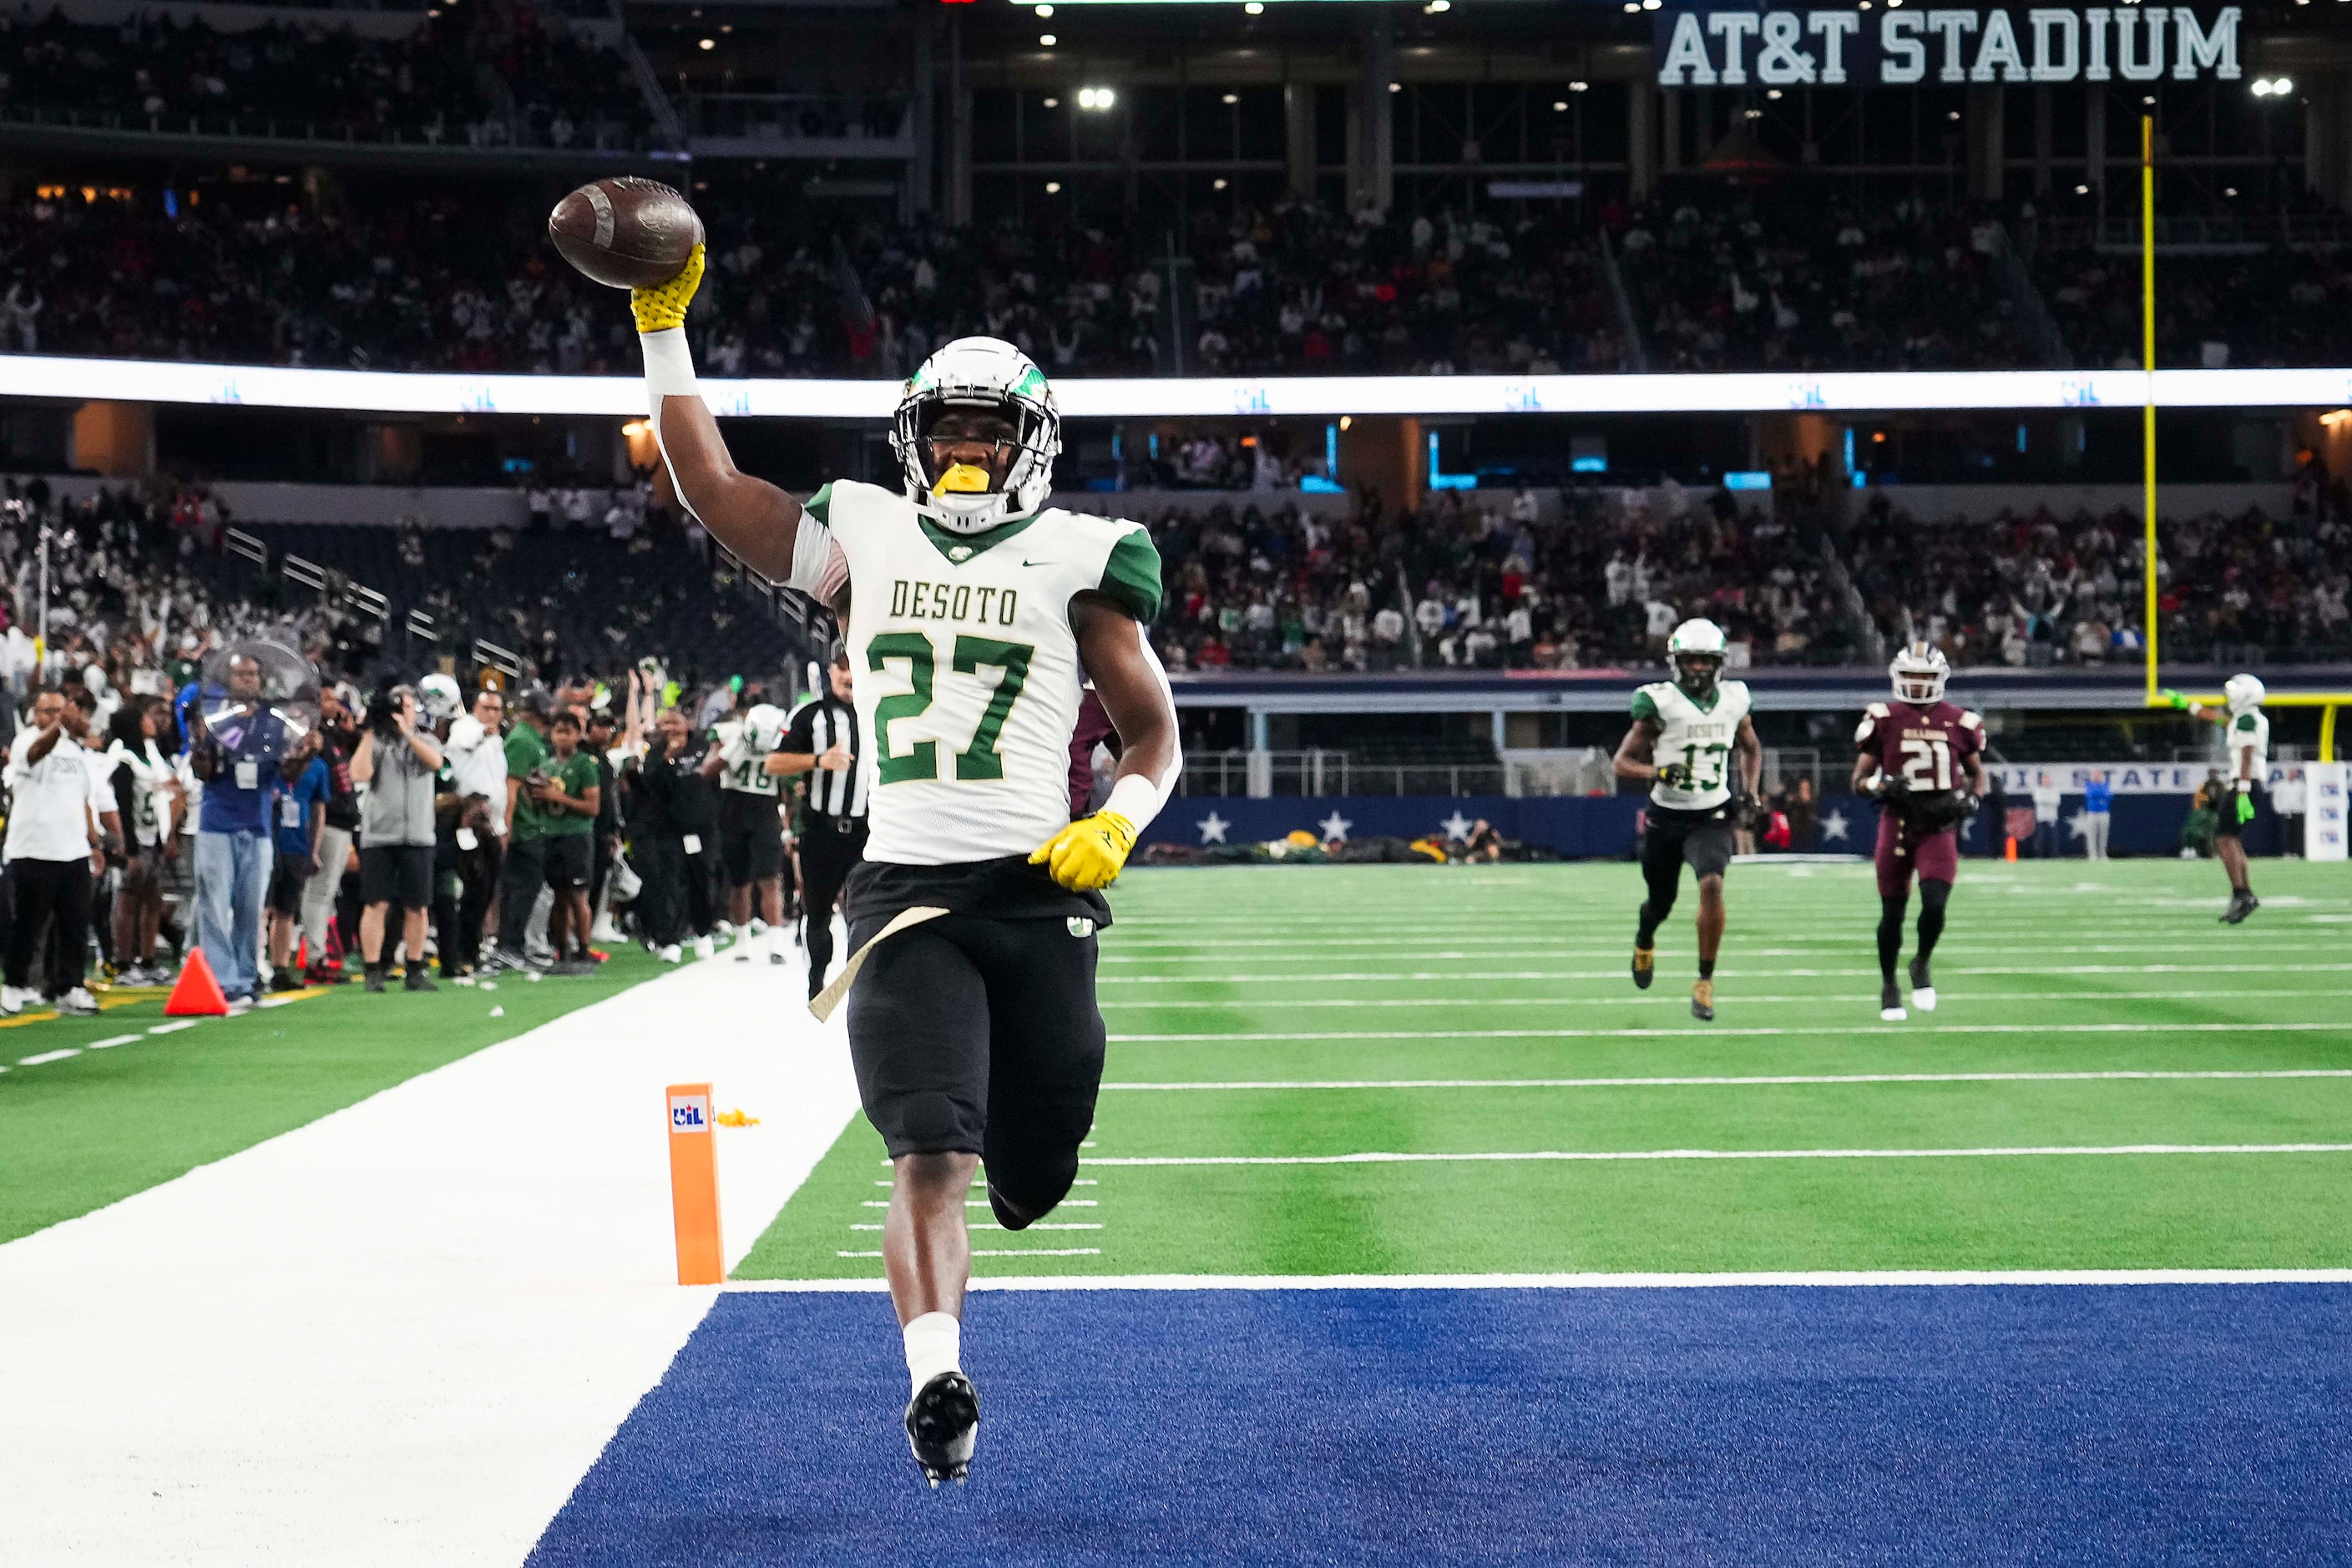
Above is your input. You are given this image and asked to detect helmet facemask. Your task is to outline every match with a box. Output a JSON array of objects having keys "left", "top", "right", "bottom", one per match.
[
  {"left": 1672, "top": 652, "right": 1722, "bottom": 700},
  {"left": 889, "top": 353, "right": 1061, "bottom": 536},
  {"left": 1889, "top": 642, "right": 1950, "bottom": 705}
]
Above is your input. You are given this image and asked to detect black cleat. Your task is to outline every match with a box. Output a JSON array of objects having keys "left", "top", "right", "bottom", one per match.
[
  {"left": 1631, "top": 946, "right": 1655, "bottom": 990},
  {"left": 906, "top": 1370, "right": 979, "bottom": 1487},
  {"left": 2221, "top": 892, "right": 2258, "bottom": 925},
  {"left": 1690, "top": 979, "right": 1715, "bottom": 1022},
  {"left": 1907, "top": 954, "right": 1936, "bottom": 1014},
  {"left": 1879, "top": 978, "right": 1908, "bottom": 1022}
]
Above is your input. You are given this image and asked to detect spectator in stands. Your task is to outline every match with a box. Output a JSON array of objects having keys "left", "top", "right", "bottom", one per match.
[
  {"left": 350, "top": 684, "right": 443, "bottom": 994},
  {"left": 2, "top": 687, "right": 117, "bottom": 1015},
  {"left": 188, "top": 655, "right": 293, "bottom": 1006},
  {"left": 266, "top": 731, "right": 329, "bottom": 992}
]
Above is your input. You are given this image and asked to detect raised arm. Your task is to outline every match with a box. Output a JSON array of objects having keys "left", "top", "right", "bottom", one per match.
[{"left": 631, "top": 252, "right": 838, "bottom": 605}]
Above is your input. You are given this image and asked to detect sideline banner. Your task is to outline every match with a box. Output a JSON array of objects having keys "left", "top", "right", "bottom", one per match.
[
  {"left": 2307, "top": 763, "right": 2348, "bottom": 862},
  {"left": 1985, "top": 761, "right": 2307, "bottom": 798},
  {"left": 1656, "top": 6, "right": 2242, "bottom": 89}
]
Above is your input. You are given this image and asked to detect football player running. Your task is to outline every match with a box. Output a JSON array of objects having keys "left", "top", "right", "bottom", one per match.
[
  {"left": 1852, "top": 643, "right": 1986, "bottom": 1021},
  {"left": 1612, "top": 619, "right": 1762, "bottom": 1022},
  {"left": 2164, "top": 674, "right": 2267, "bottom": 923},
  {"left": 628, "top": 251, "right": 1180, "bottom": 1486}
]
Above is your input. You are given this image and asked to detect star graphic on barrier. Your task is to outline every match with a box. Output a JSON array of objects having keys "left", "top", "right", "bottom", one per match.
[
  {"left": 1318, "top": 811, "right": 1353, "bottom": 842},
  {"left": 1197, "top": 811, "right": 1230, "bottom": 845},
  {"left": 1439, "top": 811, "right": 1476, "bottom": 842},
  {"left": 1820, "top": 808, "right": 1850, "bottom": 842},
  {"left": 2064, "top": 808, "right": 2092, "bottom": 842}
]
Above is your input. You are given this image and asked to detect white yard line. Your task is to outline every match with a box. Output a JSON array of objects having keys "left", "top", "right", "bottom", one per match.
[
  {"left": 1097, "top": 962, "right": 2352, "bottom": 985},
  {"left": 1111, "top": 1022, "right": 2351, "bottom": 1043},
  {"left": 0, "top": 955, "right": 862, "bottom": 1568},
  {"left": 1099, "top": 1069, "right": 2352, "bottom": 1091},
  {"left": 1096, "top": 989, "right": 2352, "bottom": 1009},
  {"left": 17, "top": 1047, "right": 81, "bottom": 1065},
  {"left": 1082, "top": 1143, "right": 2352, "bottom": 1167},
  {"left": 725, "top": 1267, "right": 2352, "bottom": 1293},
  {"left": 1101, "top": 941, "right": 2351, "bottom": 965}
]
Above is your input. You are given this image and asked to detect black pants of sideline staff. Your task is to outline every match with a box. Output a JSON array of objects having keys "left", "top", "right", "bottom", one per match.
[
  {"left": 635, "top": 831, "right": 715, "bottom": 948},
  {"left": 495, "top": 836, "right": 545, "bottom": 961},
  {"left": 6, "top": 857, "right": 92, "bottom": 996},
  {"left": 799, "top": 813, "right": 867, "bottom": 994}
]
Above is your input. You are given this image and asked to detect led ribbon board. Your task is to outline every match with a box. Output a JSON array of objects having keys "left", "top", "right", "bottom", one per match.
[
  {"left": 6, "top": 356, "right": 2349, "bottom": 417},
  {"left": 1655, "top": 5, "right": 2243, "bottom": 88}
]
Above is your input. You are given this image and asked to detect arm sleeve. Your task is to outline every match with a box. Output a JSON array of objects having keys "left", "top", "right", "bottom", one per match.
[
  {"left": 1629, "top": 689, "right": 1660, "bottom": 725},
  {"left": 505, "top": 732, "right": 532, "bottom": 780},
  {"left": 1095, "top": 528, "right": 1163, "bottom": 624},
  {"left": 781, "top": 702, "right": 817, "bottom": 755},
  {"left": 789, "top": 484, "right": 841, "bottom": 597},
  {"left": 1853, "top": 710, "right": 1884, "bottom": 757}
]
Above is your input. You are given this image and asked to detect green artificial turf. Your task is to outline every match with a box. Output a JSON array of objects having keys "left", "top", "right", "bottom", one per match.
[
  {"left": 735, "top": 858, "right": 2352, "bottom": 1280},
  {"left": 0, "top": 950, "right": 665, "bottom": 1246}
]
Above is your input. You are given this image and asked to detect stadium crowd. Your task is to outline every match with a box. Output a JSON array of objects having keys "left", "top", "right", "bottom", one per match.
[{"left": 0, "top": 2, "right": 655, "bottom": 150}]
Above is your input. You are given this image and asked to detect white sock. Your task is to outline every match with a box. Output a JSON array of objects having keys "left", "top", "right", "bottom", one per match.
[{"left": 903, "top": 1311, "right": 961, "bottom": 1395}]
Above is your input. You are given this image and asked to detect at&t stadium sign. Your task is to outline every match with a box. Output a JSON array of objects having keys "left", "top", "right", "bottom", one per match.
[{"left": 1656, "top": 6, "right": 2242, "bottom": 88}]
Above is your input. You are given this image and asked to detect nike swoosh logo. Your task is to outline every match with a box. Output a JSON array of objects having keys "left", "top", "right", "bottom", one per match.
[{"left": 1021, "top": 559, "right": 1058, "bottom": 568}]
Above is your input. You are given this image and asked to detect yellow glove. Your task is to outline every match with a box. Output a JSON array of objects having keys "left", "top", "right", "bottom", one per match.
[
  {"left": 631, "top": 243, "right": 705, "bottom": 335},
  {"left": 1029, "top": 810, "right": 1140, "bottom": 892}
]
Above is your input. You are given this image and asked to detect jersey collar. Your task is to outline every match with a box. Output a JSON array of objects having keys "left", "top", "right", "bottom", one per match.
[
  {"left": 1676, "top": 683, "right": 1722, "bottom": 713},
  {"left": 918, "top": 510, "right": 1041, "bottom": 565}
]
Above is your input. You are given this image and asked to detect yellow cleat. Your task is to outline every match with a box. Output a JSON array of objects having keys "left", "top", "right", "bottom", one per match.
[
  {"left": 1631, "top": 946, "right": 1655, "bottom": 990},
  {"left": 1029, "top": 810, "right": 1141, "bottom": 893},
  {"left": 1691, "top": 979, "right": 1715, "bottom": 1022},
  {"left": 630, "top": 243, "right": 706, "bottom": 335}
]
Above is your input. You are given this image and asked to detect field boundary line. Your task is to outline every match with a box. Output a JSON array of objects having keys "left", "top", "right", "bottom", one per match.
[
  {"left": 1110, "top": 1022, "right": 2349, "bottom": 1043},
  {"left": 1099, "top": 963, "right": 2352, "bottom": 984},
  {"left": 1080, "top": 1142, "right": 2352, "bottom": 1166},
  {"left": 722, "top": 1267, "right": 2352, "bottom": 1294},
  {"left": 1098, "top": 1069, "right": 2352, "bottom": 1090}
]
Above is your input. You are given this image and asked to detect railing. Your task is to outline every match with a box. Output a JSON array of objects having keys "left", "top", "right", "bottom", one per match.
[
  {"left": 2038, "top": 213, "right": 2352, "bottom": 254},
  {"left": 679, "top": 93, "right": 909, "bottom": 145},
  {"left": 1179, "top": 749, "right": 1506, "bottom": 798},
  {"left": 0, "top": 101, "right": 660, "bottom": 154}
]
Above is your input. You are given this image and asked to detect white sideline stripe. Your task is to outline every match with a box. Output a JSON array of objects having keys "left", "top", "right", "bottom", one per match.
[
  {"left": 1101, "top": 942, "right": 2349, "bottom": 964},
  {"left": 17, "top": 1048, "right": 80, "bottom": 1065},
  {"left": 722, "top": 1267, "right": 2352, "bottom": 1294},
  {"left": 1098, "top": 963, "right": 2352, "bottom": 985},
  {"left": 1099, "top": 1069, "right": 2352, "bottom": 1091},
  {"left": 0, "top": 952, "right": 865, "bottom": 1568},
  {"left": 833, "top": 1249, "right": 1103, "bottom": 1258},
  {"left": 87, "top": 1034, "right": 144, "bottom": 1050},
  {"left": 1096, "top": 989, "right": 2352, "bottom": 1010},
  {"left": 147, "top": 1019, "right": 201, "bottom": 1034},
  {"left": 1110, "top": 1022, "right": 2349, "bottom": 1043},
  {"left": 1080, "top": 1143, "right": 2352, "bottom": 1167},
  {"left": 847, "top": 1222, "right": 1102, "bottom": 1232}
]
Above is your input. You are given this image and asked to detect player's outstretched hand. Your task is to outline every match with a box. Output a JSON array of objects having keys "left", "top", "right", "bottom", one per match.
[
  {"left": 2159, "top": 688, "right": 2191, "bottom": 711},
  {"left": 1030, "top": 810, "right": 1141, "bottom": 892},
  {"left": 631, "top": 243, "right": 706, "bottom": 335}
]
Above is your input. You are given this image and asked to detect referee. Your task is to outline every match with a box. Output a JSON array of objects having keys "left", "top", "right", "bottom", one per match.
[{"left": 772, "top": 649, "right": 867, "bottom": 999}]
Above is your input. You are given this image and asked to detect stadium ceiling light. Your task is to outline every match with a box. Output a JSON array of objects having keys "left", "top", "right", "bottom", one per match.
[
  {"left": 1244, "top": 1, "right": 1263, "bottom": 12},
  {"left": 1043, "top": 96, "right": 1059, "bottom": 108},
  {"left": 1045, "top": 181, "right": 1062, "bottom": 194},
  {"left": 1223, "top": 92, "right": 1239, "bottom": 104},
  {"left": 1078, "top": 86, "right": 1114, "bottom": 109},
  {"left": 1744, "top": 108, "right": 1763, "bottom": 119},
  {"left": 696, "top": 36, "right": 714, "bottom": 49},
  {"left": 1767, "top": 88, "right": 1783, "bottom": 99},
  {"left": 1388, "top": 81, "right": 1403, "bottom": 92},
  {"left": 1424, "top": 0, "right": 1449, "bottom": 13},
  {"left": 1035, "top": 3, "right": 1052, "bottom": 13},
  {"left": 1570, "top": 80, "right": 1590, "bottom": 92},
  {"left": 1642, "top": 0, "right": 1662, "bottom": 9},
  {"left": 1623, "top": 3, "right": 1639, "bottom": 12},
  {"left": 2075, "top": 183, "right": 2091, "bottom": 194},
  {"left": 1947, "top": 109, "right": 1961, "bottom": 120},
  {"left": 1214, "top": 178, "right": 1230, "bottom": 190},
  {"left": 1040, "top": 33, "right": 1057, "bottom": 46},
  {"left": 2225, "top": 185, "right": 2238, "bottom": 196},
  {"left": 1553, "top": 99, "right": 1569, "bottom": 111}
]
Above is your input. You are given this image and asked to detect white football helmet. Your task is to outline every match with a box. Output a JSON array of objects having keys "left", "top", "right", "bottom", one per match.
[
  {"left": 1666, "top": 618, "right": 1727, "bottom": 695},
  {"left": 418, "top": 673, "right": 463, "bottom": 722},
  {"left": 889, "top": 336, "right": 1060, "bottom": 534},
  {"left": 1889, "top": 641, "right": 1950, "bottom": 706},
  {"left": 743, "top": 702, "right": 787, "bottom": 752},
  {"left": 2224, "top": 672, "right": 2266, "bottom": 714}
]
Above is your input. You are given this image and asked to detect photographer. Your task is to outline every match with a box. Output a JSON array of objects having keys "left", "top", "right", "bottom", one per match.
[
  {"left": 350, "top": 684, "right": 444, "bottom": 993},
  {"left": 299, "top": 685, "right": 362, "bottom": 984}
]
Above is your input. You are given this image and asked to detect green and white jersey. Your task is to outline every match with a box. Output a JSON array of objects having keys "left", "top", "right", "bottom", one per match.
[
  {"left": 791, "top": 479, "right": 1161, "bottom": 867},
  {"left": 710, "top": 720, "right": 781, "bottom": 798},
  {"left": 1631, "top": 678, "right": 1752, "bottom": 812},
  {"left": 2229, "top": 707, "right": 2270, "bottom": 780}
]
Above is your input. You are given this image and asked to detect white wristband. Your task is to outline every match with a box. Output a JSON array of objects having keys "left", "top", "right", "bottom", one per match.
[
  {"left": 640, "top": 327, "right": 699, "bottom": 415},
  {"left": 1104, "top": 772, "right": 1165, "bottom": 832}
]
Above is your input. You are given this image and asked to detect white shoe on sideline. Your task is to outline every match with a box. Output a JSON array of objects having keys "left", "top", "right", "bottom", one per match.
[
  {"left": 590, "top": 919, "right": 625, "bottom": 944},
  {"left": 694, "top": 935, "right": 716, "bottom": 961},
  {"left": 0, "top": 984, "right": 31, "bottom": 1016},
  {"left": 658, "top": 943, "right": 683, "bottom": 964},
  {"left": 58, "top": 986, "right": 99, "bottom": 1017}
]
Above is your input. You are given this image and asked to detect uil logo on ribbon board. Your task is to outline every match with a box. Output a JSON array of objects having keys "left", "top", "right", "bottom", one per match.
[{"left": 670, "top": 1094, "right": 711, "bottom": 1130}]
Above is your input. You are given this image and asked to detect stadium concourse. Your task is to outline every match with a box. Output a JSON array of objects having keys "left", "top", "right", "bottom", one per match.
[{"left": 3, "top": 860, "right": 2348, "bottom": 1565}]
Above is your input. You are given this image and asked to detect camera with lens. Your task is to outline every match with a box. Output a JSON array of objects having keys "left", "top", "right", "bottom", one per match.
[{"left": 365, "top": 685, "right": 409, "bottom": 739}]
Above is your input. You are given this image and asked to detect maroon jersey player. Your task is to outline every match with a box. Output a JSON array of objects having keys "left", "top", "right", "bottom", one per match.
[{"left": 1850, "top": 642, "right": 1986, "bottom": 1022}]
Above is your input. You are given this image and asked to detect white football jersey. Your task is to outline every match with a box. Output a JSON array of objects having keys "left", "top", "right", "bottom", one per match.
[
  {"left": 710, "top": 720, "right": 780, "bottom": 798},
  {"left": 789, "top": 479, "right": 1161, "bottom": 866},
  {"left": 1631, "top": 678, "right": 1752, "bottom": 811},
  {"left": 2229, "top": 708, "right": 2269, "bottom": 779}
]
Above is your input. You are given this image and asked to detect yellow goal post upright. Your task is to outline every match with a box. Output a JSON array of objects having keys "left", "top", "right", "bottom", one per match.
[{"left": 2135, "top": 113, "right": 2351, "bottom": 760}]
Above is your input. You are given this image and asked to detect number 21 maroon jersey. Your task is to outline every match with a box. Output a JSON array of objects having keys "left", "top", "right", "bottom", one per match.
[{"left": 1856, "top": 700, "right": 1984, "bottom": 894}]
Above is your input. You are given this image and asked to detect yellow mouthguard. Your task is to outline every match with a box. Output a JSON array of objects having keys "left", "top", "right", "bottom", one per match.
[{"left": 933, "top": 463, "right": 993, "bottom": 495}]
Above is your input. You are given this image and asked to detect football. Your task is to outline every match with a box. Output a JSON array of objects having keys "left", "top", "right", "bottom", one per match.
[{"left": 546, "top": 176, "right": 703, "bottom": 290}]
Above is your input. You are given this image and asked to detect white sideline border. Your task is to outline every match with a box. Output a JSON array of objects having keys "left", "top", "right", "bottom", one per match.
[{"left": 724, "top": 1268, "right": 2352, "bottom": 1294}]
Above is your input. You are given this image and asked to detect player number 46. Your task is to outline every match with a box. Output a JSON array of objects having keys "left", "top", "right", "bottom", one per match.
[{"left": 867, "top": 631, "right": 1034, "bottom": 785}]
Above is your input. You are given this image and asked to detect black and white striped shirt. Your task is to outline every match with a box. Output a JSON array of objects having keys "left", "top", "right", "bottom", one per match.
[{"left": 784, "top": 695, "right": 865, "bottom": 818}]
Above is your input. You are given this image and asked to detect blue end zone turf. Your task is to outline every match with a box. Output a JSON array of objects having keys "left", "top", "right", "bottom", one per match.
[{"left": 529, "top": 1285, "right": 2352, "bottom": 1566}]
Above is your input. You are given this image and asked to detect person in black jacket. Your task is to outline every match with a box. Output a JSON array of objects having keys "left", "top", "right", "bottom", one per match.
[{"left": 634, "top": 705, "right": 719, "bottom": 961}]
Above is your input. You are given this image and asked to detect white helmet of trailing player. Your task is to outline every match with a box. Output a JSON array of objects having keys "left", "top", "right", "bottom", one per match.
[
  {"left": 418, "top": 673, "right": 463, "bottom": 722},
  {"left": 2224, "top": 672, "right": 2266, "bottom": 714},
  {"left": 1889, "top": 640, "right": 1950, "bottom": 706},
  {"left": 742, "top": 702, "right": 787, "bottom": 752},
  {"left": 889, "top": 336, "right": 1060, "bottom": 535},
  {"left": 1665, "top": 618, "right": 1727, "bottom": 695}
]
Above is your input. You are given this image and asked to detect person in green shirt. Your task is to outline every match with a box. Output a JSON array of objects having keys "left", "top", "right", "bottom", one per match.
[
  {"left": 490, "top": 688, "right": 554, "bottom": 972},
  {"left": 538, "top": 711, "right": 603, "bottom": 974}
]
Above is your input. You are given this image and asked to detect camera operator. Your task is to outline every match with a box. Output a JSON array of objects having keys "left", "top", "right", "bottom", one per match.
[
  {"left": 350, "top": 683, "right": 443, "bottom": 993},
  {"left": 298, "top": 685, "right": 361, "bottom": 984},
  {"left": 188, "top": 654, "right": 293, "bottom": 1006},
  {"left": 635, "top": 704, "right": 718, "bottom": 963}
]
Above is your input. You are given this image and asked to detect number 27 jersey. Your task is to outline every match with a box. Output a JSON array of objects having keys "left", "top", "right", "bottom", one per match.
[
  {"left": 798, "top": 479, "right": 1161, "bottom": 867},
  {"left": 1854, "top": 700, "right": 1983, "bottom": 793}
]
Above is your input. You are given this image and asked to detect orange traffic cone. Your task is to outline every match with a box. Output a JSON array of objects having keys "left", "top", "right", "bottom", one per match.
[
  {"left": 165, "top": 948, "right": 231, "bottom": 1017},
  {"left": 2004, "top": 835, "right": 2018, "bottom": 862}
]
